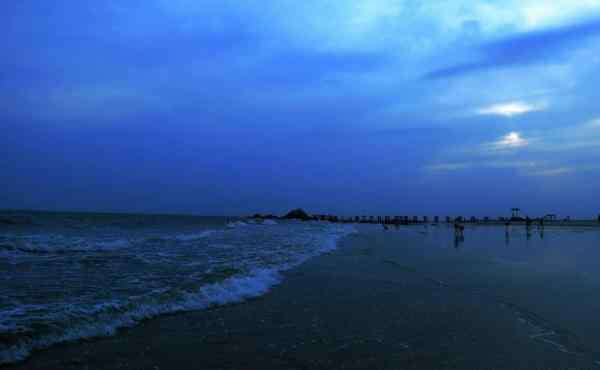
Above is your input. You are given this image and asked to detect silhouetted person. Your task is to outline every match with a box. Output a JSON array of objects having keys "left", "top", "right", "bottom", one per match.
[
  {"left": 454, "top": 222, "right": 464, "bottom": 237},
  {"left": 538, "top": 217, "right": 544, "bottom": 230}
]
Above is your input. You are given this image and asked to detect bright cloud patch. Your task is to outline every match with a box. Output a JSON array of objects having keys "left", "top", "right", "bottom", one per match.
[
  {"left": 425, "top": 160, "right": 577, "bottom": 177},
  {"left": 493, "top": 132, "right": 529, "bottom": 149},
  {"left": 476, "top": 101, "right": 545, "bottom": 118}
]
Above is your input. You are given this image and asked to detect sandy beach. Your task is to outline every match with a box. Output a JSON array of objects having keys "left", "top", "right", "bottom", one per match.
[{"left": 6, "top": 224, "right": 600, "bottom": 370}]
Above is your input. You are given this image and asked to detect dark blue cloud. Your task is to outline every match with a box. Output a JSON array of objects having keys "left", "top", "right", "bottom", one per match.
[
  {"left": 3, "top": 1, "right": 600, "bottom": 216},
  {"left": 425, "top": 18, "right": 600, "bottom": 79}
]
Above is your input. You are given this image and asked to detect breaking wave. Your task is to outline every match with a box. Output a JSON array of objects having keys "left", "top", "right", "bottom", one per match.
[
  {"left": 0, "top": 269, "right": 282, "bottom": 365},
  {"left": 0, "top": 221, "right": 356, "bottom": 365}
]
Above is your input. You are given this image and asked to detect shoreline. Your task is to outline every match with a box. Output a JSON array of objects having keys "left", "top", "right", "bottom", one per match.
[
  {"left": 6, "top": 226, "right": 600, "bottom": 369},
  {"left": 2, "top": 209, "right": 599, "bottom": 227}
]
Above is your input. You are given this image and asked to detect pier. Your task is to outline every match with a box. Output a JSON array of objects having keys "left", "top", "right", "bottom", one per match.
[{"left": 261, "top": 209, "right": 600, "bottom": 227}]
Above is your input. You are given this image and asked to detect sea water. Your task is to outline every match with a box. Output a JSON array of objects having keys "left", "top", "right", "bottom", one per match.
[{"left": 0, "top": 211, "right": 355, "bottom": 364}]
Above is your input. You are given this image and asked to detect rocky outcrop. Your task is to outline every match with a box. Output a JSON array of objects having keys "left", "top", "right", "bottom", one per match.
[{"left": 282, "top": 208, "right": 312, "bottom": 221}]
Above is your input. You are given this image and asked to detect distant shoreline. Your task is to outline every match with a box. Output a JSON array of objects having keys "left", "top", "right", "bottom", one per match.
[{"left": 1, "top": 209, "right": 599, "bottom": 226}]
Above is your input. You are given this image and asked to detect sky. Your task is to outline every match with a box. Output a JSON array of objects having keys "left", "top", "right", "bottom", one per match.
[{"left": 2, "top": 1, "right": 600, "bottom": 218}]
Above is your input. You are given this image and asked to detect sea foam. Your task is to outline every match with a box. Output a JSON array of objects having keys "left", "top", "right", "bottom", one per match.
[
  {"left": 0, "top": 221, "right": 356, "bottom": 365},
  {"left": 173, "top": 230, "right": 216, "bottom": 242},
  {"left": 0, "top": 269, "right": 283, "bottom": 365}
]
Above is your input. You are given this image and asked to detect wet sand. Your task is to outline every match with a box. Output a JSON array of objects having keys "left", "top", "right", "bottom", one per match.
[{"left": 7, "top": 225, "right": 600, "bottom": 369}]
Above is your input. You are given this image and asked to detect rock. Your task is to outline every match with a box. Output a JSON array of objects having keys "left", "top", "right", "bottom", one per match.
[{"left": 282, "top": 209, "right": 313, "bottom": 221}]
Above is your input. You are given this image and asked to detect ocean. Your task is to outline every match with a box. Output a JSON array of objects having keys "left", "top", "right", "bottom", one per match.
[{"left": 0, "top": 211, "right": 355, "bottom": 365}]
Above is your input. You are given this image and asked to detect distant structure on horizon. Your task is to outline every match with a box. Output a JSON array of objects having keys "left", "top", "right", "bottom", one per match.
[
  {"left": 511, "top": 208, "right": 525, "bottom": 221},
  {"left": 251, "top": 209, "right": 599, "bottom": 225}
]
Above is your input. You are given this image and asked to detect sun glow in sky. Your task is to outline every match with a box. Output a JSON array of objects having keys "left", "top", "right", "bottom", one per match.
[
  {"left": 3, "top": 1, "right": 600, "bottom": 216},
  {"left": 495, "top": 132, "right": 529, "bottom": 149}
]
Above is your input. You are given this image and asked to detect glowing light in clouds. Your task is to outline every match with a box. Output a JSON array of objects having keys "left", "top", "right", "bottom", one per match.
[
  {"left": 494, "top": 132, "right": 529, "bottom": 149},
  {"left": 477, "top": 101, "right": 545, "bottom": 118}
]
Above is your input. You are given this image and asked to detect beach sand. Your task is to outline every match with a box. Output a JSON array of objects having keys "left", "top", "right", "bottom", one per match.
[{"left": 7, "top": 225, "right": 600, "bottom": 369}]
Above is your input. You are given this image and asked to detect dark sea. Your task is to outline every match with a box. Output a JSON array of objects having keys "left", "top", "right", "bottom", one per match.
[{"left": 0, "top": 211, "right": 355, "bottom": 365}]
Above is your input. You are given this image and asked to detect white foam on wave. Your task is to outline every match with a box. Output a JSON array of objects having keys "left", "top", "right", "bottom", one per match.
[
  {"left": 262, "top": 219, "right": 278, "bottom": 225},
  {"left": 227, "top": 221, "right": 248, "bottom": 228},
  {"left": 9, "top": 241, "right": 82, "bottom": 255},
  {"left": 0, "top": 269, "right": 282, "bottom": 365},
  {"left": 142, "top": 230, "right": 217, "bottom": 243},
  {"left": 283, "top": 224, "right": 357, "bottom": 270},
  {"left": 173, "top": 230, "right": 216, "bottom": 242},
  {"left": 197, "top": 268, "right": 281, "bottom": 305},
  {"left": 1, "top": 235, "right": 133, "bottom": 255},
  {"left": 0, "top": 223, "right": 358, "bottom": 365}
]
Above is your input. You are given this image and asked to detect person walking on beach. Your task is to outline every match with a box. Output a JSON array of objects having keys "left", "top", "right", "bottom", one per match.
[
  {"left": 454, "top": 220, "right": 465, "bottom": 247},
  {"left": 454, "top": 221, "right": 464, "bottom": 237}
]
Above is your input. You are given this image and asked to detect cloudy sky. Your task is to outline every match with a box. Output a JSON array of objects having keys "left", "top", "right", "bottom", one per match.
[{"left": 3, "top": 1, "right": 600, "bottom": 217}]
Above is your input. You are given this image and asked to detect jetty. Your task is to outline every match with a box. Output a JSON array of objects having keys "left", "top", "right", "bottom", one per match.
[{"left": 249, "top": 209, "right": 600, "bottom": 227}]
